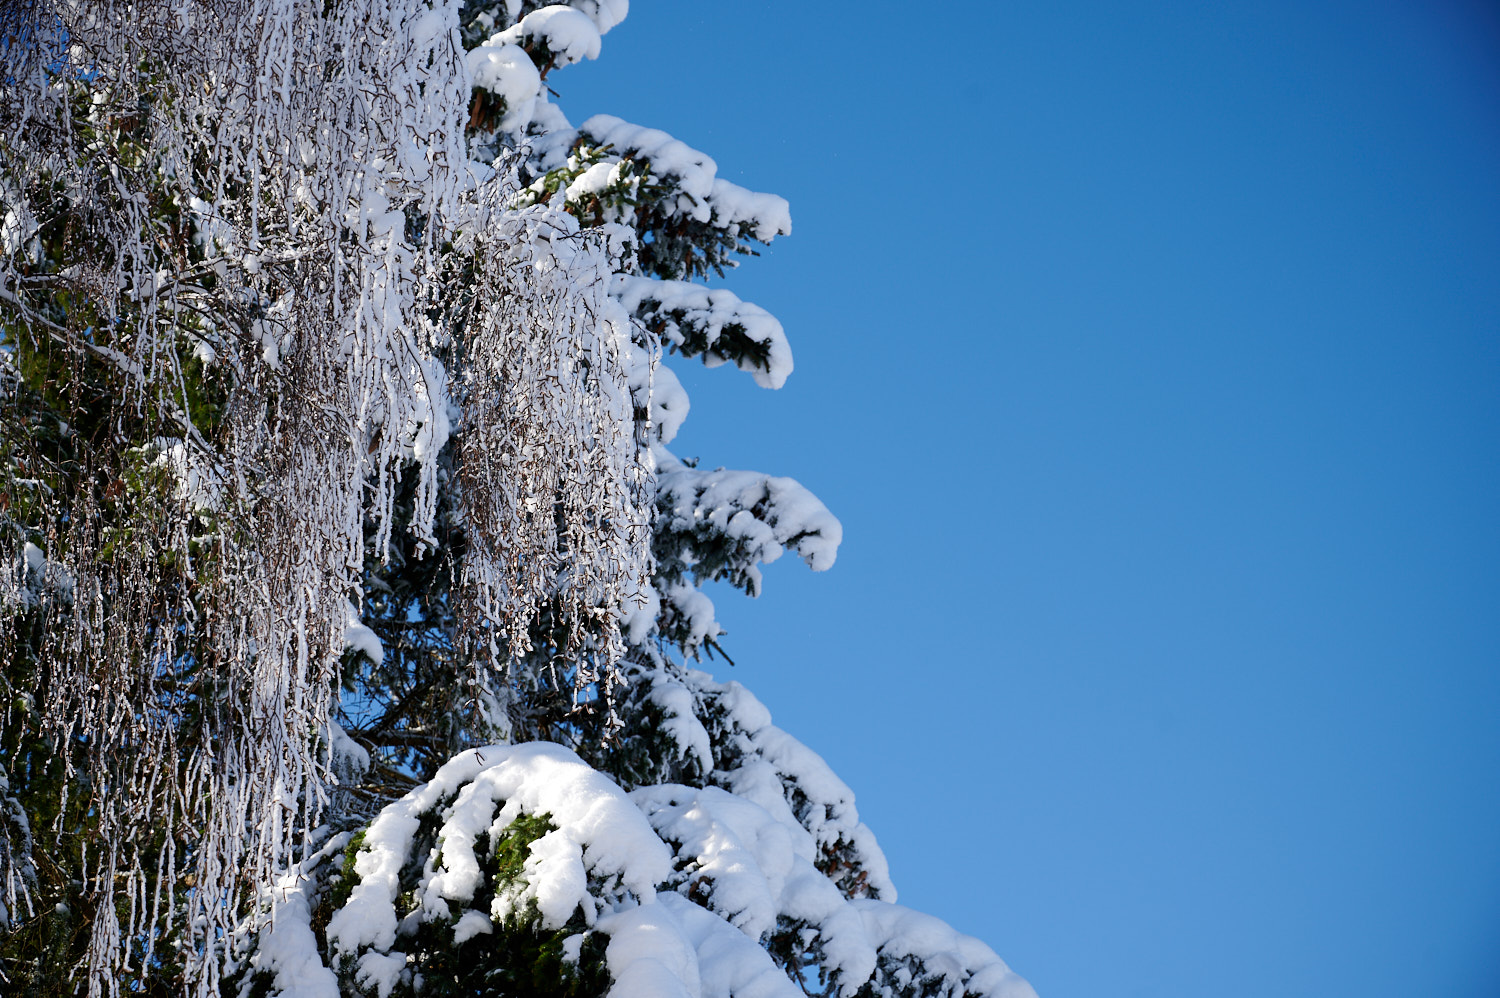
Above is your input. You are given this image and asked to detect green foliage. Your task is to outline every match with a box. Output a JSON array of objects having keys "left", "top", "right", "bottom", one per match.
[
  {"left": 518, "top": 139, "right": 765, "bottom": 283},
  {"left": 399, "top": 918, "right": 609, "bottom": 998},
  {"left": 523, "top": 144, "right": 668, "bottom": 243},
  {"left": 344, "top": 459, "right": 466, "bottom": 782},
  {"left": 0, "top": 897, "right": 89, "bottom": 998},
  {"left": 644, "top": 308, "right": 775, "bottom": 379},
  {"left": 319, "top": 810, "right": 610, "bottom": 998},
  {"left": 489, "top": 810, "right": 554, "bottom": 901},
  {"left": 323, "top": 831, "right": 367, "bottom": 918}
]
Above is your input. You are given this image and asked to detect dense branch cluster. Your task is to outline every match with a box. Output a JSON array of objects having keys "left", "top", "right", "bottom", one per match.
[{"left": 0, "top": 3, "right": 1035, "bottom": 997}]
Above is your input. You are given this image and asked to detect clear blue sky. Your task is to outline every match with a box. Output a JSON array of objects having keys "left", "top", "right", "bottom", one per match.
[{"left": 560, "top": 3, "right": 1500, "bottom": 996}]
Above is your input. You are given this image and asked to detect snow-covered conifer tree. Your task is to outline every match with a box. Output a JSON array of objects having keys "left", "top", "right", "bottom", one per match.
[{"left": 0, "top": 2, "right": 1037, "bottom": 996}]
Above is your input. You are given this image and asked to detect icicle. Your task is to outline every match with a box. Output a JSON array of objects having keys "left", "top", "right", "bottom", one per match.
[{"left": 0, "top": 1, "right": 649, "bottom": 992}]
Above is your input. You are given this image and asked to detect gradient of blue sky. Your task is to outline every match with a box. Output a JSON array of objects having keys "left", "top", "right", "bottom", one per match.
[{"left": 558, "top": 3, "right": 1500, "bottom": 996}]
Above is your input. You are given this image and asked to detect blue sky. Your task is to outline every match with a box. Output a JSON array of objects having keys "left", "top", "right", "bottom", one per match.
[{"left": 559, "top": 3, "right": 1500, "bottom": 996}]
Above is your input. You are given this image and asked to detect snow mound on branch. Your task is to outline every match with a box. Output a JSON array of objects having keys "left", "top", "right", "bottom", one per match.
[
  {"left": 494, "top": 6, "right": 602, "bottom": 67},
  {"left": 577, "top": 115, "right": 792, "bottom": 240},
  {"left": 707, "top": 178, "right": 794, "bottom": 243},
  {"left": 658, "top": 578, "right": 724, "bottom": 657},
  {"left": 596, "top": 901, "right": 700, "bottom": 998},
  {"left": 569, "top": 0, "right": 629, "bottom": 35},
  {"left": 633, "top": 784, "right": 878, "bottom": 988},
  {"left": 253, "top": 730, "right": 1031, "bottom": 998},
  {"left": 646, "top": 449, "right": 841, "bottom": 656},
  {"left": 632, "top": 785, "right": 796, "bottom": 939},
  {"left": 325, "top": 719, "right": 371, "bottom": 786},
  {"left": 342, "top": 600, "right": 383, "bottom": 666},
  {"left": 852, "top": 900, "right": 1040, "bottom": 998},
  {"left": 614, "top": 275, "right": 793, "bottom": 389},
  {"left": 326, "top": 744, "right": 669, "bottom": 968},
  {"left": 619, "top": 663, "right": 894, "bottom": 903},
  {"left": 657, "top": 450, "right": 842, "bottom": 576},
  {"left": 467, "top": 41, "right": 542, "bottom": 131},
  {"left": 581, "top": 114, "right": 718, "bottom": 199},
  {"left": 636, "top": 792, "right": 1029, "bottom": 997},
  {"left": 651, "top": 352, "right": 690, "bottom": 443},
  {"left": 235, "top": 833, "right": 352, "bottom": 998},
  {"left": 600, "top": 891, "right": 804, "bottom": 998}
]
